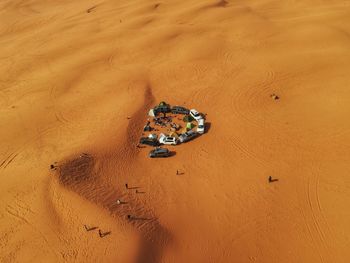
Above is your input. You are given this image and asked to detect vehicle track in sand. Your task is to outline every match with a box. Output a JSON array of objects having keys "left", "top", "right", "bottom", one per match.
[
  {"left": 297, "top": 153, "right": 336, "bottom": 263},
  {"left": 0, "top": 119, "right": 62, "bottom": 173},
  {"left": 5, "top": 201, "right": 60, "bottom": 259},
  {"left": 49, "top": 85, "right": 72, "bottom": 125},
  {"left": 226, "top": 135, "right": 269, "bottom": 168},
  {"left": 0, "top": 152, "right": 19, "bottom": 170},
  {"left": 0, "top": 12, "right": 56, "bottom": 39},
  {"left": 229, "top": 69, "right": 278, "bottom": 129},
  {"left": 228, "top": 65, "right": 305, "bottom": 139}
]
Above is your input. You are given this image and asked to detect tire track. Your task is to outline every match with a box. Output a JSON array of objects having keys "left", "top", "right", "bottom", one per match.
[
  {"left": 0, "top": 121, "right": 60, "bottom": 172},
  {"left": 6, "top": 203, "right": 60, "bottom": 259},
  {"left": 0, "top": 152, "right": 19, "bottom": 170},
  {"left": 221, "top": 48, "right": 248, "bottom": 70},
  {"left": 305, "top": 174, "right": 328, "bottom": 263},
  {"left": 3, "top": 153, "right": 18, "bottom": 169},
  {"left": 298, "top": 197, "right": 324, "bottom": 263},
  {"left": 229, "top": 68, "right": 276, "bottom": 129},
  {"left": 50, "top": 85, "right": 71, "bottom": 125},
  {"left": 189, "top": 83, "right": 220, "bottom": 107},
  {"left": 310, "top": 163, "right": 336, "bottom": 261},
  {"left": 299, "top": 156, "right": 335, "bottom": 263},
  {"left": 227, "top": 136, "right": 269, "bottom": 168},
  {"left": 55, "top": 111, "right": 70, "bottom": 124},
  {"left": 229, "top": 68, "right": 296, "bottom": 132}
]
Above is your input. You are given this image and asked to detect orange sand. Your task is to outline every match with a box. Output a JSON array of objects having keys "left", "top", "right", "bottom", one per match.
[{"left": 1, "top": 0, "right": 350, "bottom": 262}]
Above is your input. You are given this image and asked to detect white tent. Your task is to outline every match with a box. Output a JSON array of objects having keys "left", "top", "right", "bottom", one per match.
[
  {"left": 148, "top": 134, "right": 157, "bottom": 140},
  {"left": 148, "top": 109, "right": 155, "bottom": 117}
]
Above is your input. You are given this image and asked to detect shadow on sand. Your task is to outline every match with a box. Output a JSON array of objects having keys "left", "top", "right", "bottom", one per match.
[
  {"left": 168, "top": 151, "right": 176, "bottom": 157},
  {"left": 55, "top": 84, "right": 171, "bottom": 263},
  {"left": 204, "top": 122, "right": 211, "bottom": 134}
]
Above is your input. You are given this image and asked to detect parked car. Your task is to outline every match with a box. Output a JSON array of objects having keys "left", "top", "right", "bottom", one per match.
[
  {"left": 149, "top": 147, "right": 171, "bottom": 158},
  {"left": 190, "top": 109, "right": 203, "bottom": 121},
  {"left": 171, "top": 106, "right": 189, "bottom": 115},
  {"left": 159, "top": 133, "right": 178, "bottom": 145},
  {"left": 140, "top": 137, "right": 159, "bottom": 147},
  {"left": 197, "top": 119, "right": 205, "bottom": 134},
  {"left": 179, "top": 130, "right": 198, "bottom": 143}
]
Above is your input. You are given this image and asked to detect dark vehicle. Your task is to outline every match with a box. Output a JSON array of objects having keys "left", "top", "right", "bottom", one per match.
[
  {"left": 171, "top": 106, "right": 189, "bottom": 115},
  {"left": 149, "top": 147, "right": 171, "bottom": 158},
  {"left": 178, "top": 130, "right": 198, "bottom": 143},
  {"left": 154, "top": 102, "right": 171, "bottom": 115},
  {"left": 140, "top": 137, "right": 159, "bottom": 147},
  {"left": 154, "top": 105, "right": 171, "bottom": 115}
]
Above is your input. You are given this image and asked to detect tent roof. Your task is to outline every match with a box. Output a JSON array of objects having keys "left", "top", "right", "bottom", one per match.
[{"left": 186, "top": 122, "right": 194, "bottom": 128}]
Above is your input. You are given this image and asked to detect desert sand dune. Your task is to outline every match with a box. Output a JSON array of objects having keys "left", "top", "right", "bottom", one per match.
[{"left": 1, "top": 0, "right": 350, "bottom": 262}]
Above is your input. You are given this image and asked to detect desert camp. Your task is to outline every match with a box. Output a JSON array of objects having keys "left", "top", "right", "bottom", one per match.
[
  {"left": 1, "top": 0, "right": 350, "bottom": 263},
  {"left": 139, "top": 102, "right": 206, "bottom": 157}
]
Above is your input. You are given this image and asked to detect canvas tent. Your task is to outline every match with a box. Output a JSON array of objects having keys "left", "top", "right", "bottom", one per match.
[
  {"left": 148, "top": 109, "right": 155, "bottom": 117},
  {"left": 186, "top": 122, "right": 194, "bottom": 130},
  {"left": 148, "top": 134, "right": 157, "bottom": 140},
  {"left": 183, "top": 115, "right": 194, "bottom": 123},
  {"left": 143, "top": 121, "right": 152, "bottom": 131}
]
